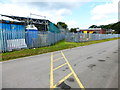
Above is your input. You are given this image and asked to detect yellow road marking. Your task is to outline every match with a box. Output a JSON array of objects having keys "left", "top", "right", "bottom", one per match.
[
  {"left": 53, "top": 53, "right": 61, "bottom": 56},
  {"left": 54, "top": 72, "right": 73, "bottom": 88},
  {"left": 53, "top": 57, "right": 64, "bottom": 62},
  {"left": 50, "top": 51, "right": 85, "bottom": 90},
  {"left": 61, "top": 51, "right": 85, "bottom": 89},
  {"left": 50, "top": 53, "right": 54, "bottom": 88},
  {"left": 53, "top": 63, "right": 67, "bottom": 71}
]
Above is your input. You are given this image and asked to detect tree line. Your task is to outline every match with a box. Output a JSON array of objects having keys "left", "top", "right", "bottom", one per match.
[
  {"left": 56, "top": 22, "right": 78, "bottom": 33},
  {"left": 89, "top": 21, "right": 120, "bottom": 34},
  {"left": 56, "top": 21, "right": 120, "bottom": 34}
]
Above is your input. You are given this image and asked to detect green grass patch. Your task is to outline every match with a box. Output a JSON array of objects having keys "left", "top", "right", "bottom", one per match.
[{"left": 1, "top": 37, "right": 120, "bottom": 61}]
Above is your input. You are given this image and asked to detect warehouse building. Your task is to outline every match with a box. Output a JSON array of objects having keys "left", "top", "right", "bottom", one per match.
[
  {"left": 79, "top": 28, "right": 106, "bottom": 34},
  {"left": 0, "top": 14, "right": 60, "bottom": 33},
  {"left": 0, "top": 14, "right": 62, "bottom": 52}
]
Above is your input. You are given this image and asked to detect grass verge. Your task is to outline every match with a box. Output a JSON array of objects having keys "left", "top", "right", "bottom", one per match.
[{"left": 1, "top": 37, "right": 120, "bottom": 61}]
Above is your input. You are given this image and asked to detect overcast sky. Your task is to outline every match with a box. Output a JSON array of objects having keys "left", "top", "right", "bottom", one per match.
[{"left": 0, "top": 0, "right": 119, "bottom": 29}]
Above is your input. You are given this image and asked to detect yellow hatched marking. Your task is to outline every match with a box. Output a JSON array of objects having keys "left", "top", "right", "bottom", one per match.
[
  {"left": 53, "top": 72, "right": 73, "bottom": 88},
  {"left": 53, "top": 57, "right": 64, "bottom": 62},
  {"left": 61, "top": 51, "right": 85, "bottom": 89},
  {"left": 53, "top": 63, "right": 67, "bottom": 71},
  {"left": 50, "top": 51, "right": 85, "bottom": 90},
  {"left": 50, "top": 53, "right": 54, "bottom": 88},
  {"left": 53, "top": 53, "right": 61, "bottom": 56}
]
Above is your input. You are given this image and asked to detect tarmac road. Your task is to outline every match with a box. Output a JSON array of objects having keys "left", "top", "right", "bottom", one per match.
[{"left": 1, "top": 39, "right": 119, "bottom": 89}]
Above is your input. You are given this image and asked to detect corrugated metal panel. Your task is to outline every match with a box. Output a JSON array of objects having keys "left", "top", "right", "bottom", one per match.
[
  {"left": 1, "top": 20, "right": 27, "bottom": 52},
  {"left": 2, "top": 23, "right": 7, "bottom": 52},
  {"left": 0, "top": 21, "right": 2, "bottom": 53}
]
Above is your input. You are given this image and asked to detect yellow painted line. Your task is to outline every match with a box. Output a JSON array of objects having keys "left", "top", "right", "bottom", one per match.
[
  {"left": 53, "top": 63, "right": 67, "bottom": 71},
  {"left": 61, "top": 51, "right": 85, "bottom": 89},
  {"left": 53, "top": 72, "right": 73, "bottom": 88},
  {"left": 53, "top": 53, "right": 61, "bottom": 56},
  {"left": 53, "top": 57, "right": 64, "bottom": 62},
  {"left": 50, "top": 52, "right": 54, "bottom": 88}
]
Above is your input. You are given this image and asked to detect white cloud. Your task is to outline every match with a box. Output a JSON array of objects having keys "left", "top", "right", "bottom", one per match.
[
  {"left": 96, "top": 18, "right": 118, "bottom": 25},
  {"left": 9, "top": 0, "right": 93, "bottom": 2},
  {"left": 9, "top": 0, "right": 114, "bottom": 3},
  {"left": 91, "top": 14, "right": 109, "bottom": 21},
  {"left": 56, "top": 9, "right": 72, "bottom": 16},
  {"left": 0, "top": 2, "right": 73, "bottom": 22},
  {"left": 0, "top": 0, "right": 83, "bottom": 29},
  {"left": 91, "top": 0, "right": 118, "bottom": 23},
  {"left": 65, "top": 20, "right": 80, "bottom": 29},
  {"left": 91, "top": 3, "right": 117, "bottom": 15},
  {"left": 0, "top": 3, "right": 31, "bottom": 17},
  {"left": 1, "top": 0, "right": 117, "bottom": 29}
]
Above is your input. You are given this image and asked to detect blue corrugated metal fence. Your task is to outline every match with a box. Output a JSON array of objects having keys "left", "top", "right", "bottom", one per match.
[{"left": 0, "top": 31, "right": 65, "bottom": 52}]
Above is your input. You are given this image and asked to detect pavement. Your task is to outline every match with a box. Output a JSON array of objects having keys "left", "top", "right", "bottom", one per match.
[{"left": 1, "top": 39, "right": 119, "bottom": 89}]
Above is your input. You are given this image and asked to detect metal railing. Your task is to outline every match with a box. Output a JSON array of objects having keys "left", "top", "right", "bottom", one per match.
[
  {"left": 65, "top": 33, "right": 120, "bottom": 42},
  {"left": 0, "top": 31, "right": 120, "bottom": 53},
  {"left": 0, "top": 31, "right": 65, "bottom": 52}
]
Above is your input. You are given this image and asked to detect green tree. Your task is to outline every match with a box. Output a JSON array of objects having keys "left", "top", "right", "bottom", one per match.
[
  {"left": 98, "top": 25, "right": 105, "bottom": 29},
  {"left": 89, "top": 25, "right": 98, "bottom": 28},
  {"left": 70, "top": 28, "right": 77, "bottom": 33},
  {"left": 89, "top": 21, "right": 120, "bottom": 34},
  {"left": 57, "top": 22, "right": 68, "bottom": 29},
  {"left": 112, "top": 22, "right": 120, "bottom": 33}
]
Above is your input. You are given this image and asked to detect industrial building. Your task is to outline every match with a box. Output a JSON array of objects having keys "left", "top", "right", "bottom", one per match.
[
  {"left": 0, "top": 14, "right": 60, "bottom": 33},
  {"left": 0, "top": 14, "right": 63, "bottom": 52},
  {"left": 79, "top": 28, "right": 106, "bottom": 34}
]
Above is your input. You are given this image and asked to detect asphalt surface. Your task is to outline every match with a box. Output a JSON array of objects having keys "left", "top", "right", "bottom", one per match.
[{"left": 1, "top": 39, "right": 119, "bottom": 89}]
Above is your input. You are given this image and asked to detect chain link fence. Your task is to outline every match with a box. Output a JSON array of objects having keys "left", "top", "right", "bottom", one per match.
[
  {"left": 65, "top": 33, "right": 120, "bottom": 42},
  {"left": 1, "top": 31, "right": 120, "bottom": 53},
  {"left": 0, "top": 31, "right": 65, "bottom": 53}
]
